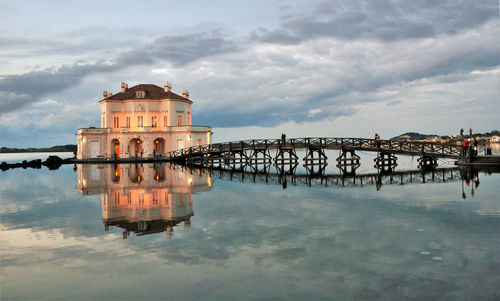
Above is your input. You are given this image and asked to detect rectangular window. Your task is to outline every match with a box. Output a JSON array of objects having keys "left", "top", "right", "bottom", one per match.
[
  {"left": 113, "top": 117, "right": 120, "bottom": 128},
  {"left": 197, "top": 139, "right": 202, "bottom": 147},
  {"left": 187, "top": 112, "right": 191, "bottom": 125},
  {"left": 138, "top": 116, "right": 143, "bottom": 127},
  {"left": 126, "top": 116, "right": 130, "bottom": 128},
  {"left": 152, "top": 116, "right": 157, "bottom": 128},
  {"left": 177, "top": 114, "right": 182, "bottom": 126},
  {"left": 164, "top": 115, "right": 168, "bottom": 127}
]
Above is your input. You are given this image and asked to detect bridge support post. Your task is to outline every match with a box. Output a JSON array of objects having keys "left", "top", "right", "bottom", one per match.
[
  {"left": 374, "top": 151, "right": 397, "bottom": 173},
  {"left": 201, "top": 153, "right": 222, "bottom": 168},
  {"left": 248, "top": 148, "right": 272, "bottom": 169},
  {"left": 224, "top": 142, "right": 249, "bottom": 171},
  {"left": 275, "top": 162, "right": 298, "bottom": 176},
  {"left": 305, "top": 162, "right": 327, "bottom": 179},
  {"left": 303, "top": 147, "right": 328, "bottom": 165},
  {"left": 336, "top": 149, "right": 360, "bottom": 176},
  {"left": 303, "top": 146, "right": 328, "bottom": 180},
  {"left": 274, "top": 143, "right": 299, "bottom": 175},
  {"left": 418, "top": 155, "right": 437, "bottom": 170}
]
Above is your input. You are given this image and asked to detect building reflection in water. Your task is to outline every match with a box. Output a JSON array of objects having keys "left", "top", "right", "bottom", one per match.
[{"left": 78, "top": 163, "right": 212, "bottom": 239}]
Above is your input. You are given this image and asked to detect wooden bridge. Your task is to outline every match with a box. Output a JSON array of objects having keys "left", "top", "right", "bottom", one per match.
[{"left": 167, "top": 137, "right": 462, "bottom": 172}]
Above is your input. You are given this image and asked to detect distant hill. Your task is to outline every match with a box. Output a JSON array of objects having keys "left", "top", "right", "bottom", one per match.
[
  {"left": 0, "top": 144, "right": 77, "bottom": 153},
  {"left": 390, "top": 130, "right": 500, "bottom": 141},
  {"left": 390, "top": 132, "right": 441, "bottom": 141}
]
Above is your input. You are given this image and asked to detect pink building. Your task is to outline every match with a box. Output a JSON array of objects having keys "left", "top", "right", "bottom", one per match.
[{"left": 76, "top": 82, "right": 212, "bottom": 159}]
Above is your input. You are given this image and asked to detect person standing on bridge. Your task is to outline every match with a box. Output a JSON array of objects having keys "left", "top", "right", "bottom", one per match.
[
  {"left": 374, "top": 133, "right": 381, "bottom": 148},
  {"left": 473, "top": 137, "right": 478, "bottom": 157},
  {"left": 463, "top": 138, "right": 469, "bottom": 156}
]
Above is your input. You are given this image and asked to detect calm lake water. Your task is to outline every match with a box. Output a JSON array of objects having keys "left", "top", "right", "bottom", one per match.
[{"left": 1, "top": 153, "right": 500, "bottom": 300}]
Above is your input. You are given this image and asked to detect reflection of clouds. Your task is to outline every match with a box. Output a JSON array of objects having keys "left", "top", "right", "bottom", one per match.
[
  {"left": 151, "top": 182, "right": 500, "bottom": 299},
  {"left": 0, "top": 228, "right": 136, "bottom": 268},
  {"left": 2, "top": 164, "right": 500, "bottom": 299},
  {"left": 256, "top": 247, "right": 306, "bottom": 265},
  {"left": 1, "top": 167, "right": 79, "bottom": 213}
]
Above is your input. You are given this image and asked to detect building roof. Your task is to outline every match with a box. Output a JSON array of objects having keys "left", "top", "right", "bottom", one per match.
[{"left": 102, "top": 84, "right": 191, "bottom": 103}]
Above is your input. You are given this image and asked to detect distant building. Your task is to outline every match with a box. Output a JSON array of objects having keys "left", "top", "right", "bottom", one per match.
[{"left": 76, "top": 82, "right": 212, "bottom": 159}]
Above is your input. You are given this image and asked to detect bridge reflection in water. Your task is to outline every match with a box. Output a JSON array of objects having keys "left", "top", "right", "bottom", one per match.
[
  {"left": 77, "top": 163, "right": 212, "bottom": 239},
  {"left": 178, "top": 164, "right": 487, "bottom": 193},
  {"left": 76, "top": 162, "right": 492, "bottom": 239}
]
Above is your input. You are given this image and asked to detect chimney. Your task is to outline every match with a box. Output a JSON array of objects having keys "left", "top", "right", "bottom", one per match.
[
  {"left": 103, "top": 91, "right": 108, "bottom": 98},
  {"left": 164, "top": 81, "right": 172, "bottom": 92},
  {"left": 182, "top": 89, "right": 189, "bottom": 99},
  {"left": 121, "top": 82, "right": 127, "bottom": 93}
]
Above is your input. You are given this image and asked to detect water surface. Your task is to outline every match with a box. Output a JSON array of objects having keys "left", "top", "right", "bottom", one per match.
[{"left": 1, "top": 158, "right": 499, "bottom": 300}]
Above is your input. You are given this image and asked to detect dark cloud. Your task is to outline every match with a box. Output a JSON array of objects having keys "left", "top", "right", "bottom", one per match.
[
  {"left": 251, "top": 28, "right": 302, "bottom": 45},
  {"left": 0, "top": 63, "right": 117, "bottom": 114},
  {"left": 387, "top": 100, "right": 402, "bottom": 106},
  {"left": 399, "top": 50, "right": 500, "bottom": 85},
  {"left": 0, "top": 91, "right": 33, "bottom": 113},
  {"left": 255, "top": 0, "right": 498, "bottom": 44},
  {"left": 0, "top": 36, "right": 132, "bottom": 58},
  {"left": 0, "top": 31, "right": 238, "bottom": 114},
  {"left": 117, "top": 31, "right": 238, "bottom": 67},
  {"left": 195, "top": 98, "right": 355, "bottom": 128},
  {"left": 193, "top": 35, "right": 499, "bottom": 128},
  {"left": 1, "top": 2, "right": 498, "bottom": 133}
]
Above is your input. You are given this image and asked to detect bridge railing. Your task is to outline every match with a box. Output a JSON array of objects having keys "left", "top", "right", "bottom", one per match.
[{"left": 167, "top": 137, "right": 462, "bottom": 159}]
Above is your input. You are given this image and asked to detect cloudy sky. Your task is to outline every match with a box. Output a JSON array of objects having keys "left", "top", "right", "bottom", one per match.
[{"left": 0, "top": 0, "right": 499, "bottom": 147}]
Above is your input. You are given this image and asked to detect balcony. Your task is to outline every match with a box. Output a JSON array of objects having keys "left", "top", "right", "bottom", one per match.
[
  {"left": 77, "top": 125, "right": 211, "bottom": 135},
  {"left": 77, "top": 127, "right": 110, "bottom": 134},
  {"left": 122, "top": 125, "right": 211, "bottom": 133},
  {"left": 169, "top": 125, "right": 212, "bottom": 132}
]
